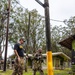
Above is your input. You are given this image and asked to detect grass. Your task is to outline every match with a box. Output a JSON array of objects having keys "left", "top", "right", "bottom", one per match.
[
  {"left": 0, "top": 68, "right": 71, "bottom": 75},
  {"left": 54, "top": 70, "right": 69, "bottom": 75}
]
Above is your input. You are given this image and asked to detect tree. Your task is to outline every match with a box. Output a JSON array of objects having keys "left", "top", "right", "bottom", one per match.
[
  {"left": 0, "top": 0, "right": 9, "bottom": 54},
  {"left": 1, "top": 0, "right": 45, "bottom": 54},
  {"left": 64, "top": 16, "right": 75, "bottom": 35}
]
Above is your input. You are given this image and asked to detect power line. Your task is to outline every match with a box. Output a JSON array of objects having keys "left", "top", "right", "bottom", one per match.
[
  {"left": 16, "top": 0, "right": 27, "bottom": 10},
  {"left": 14, "top": 1, "right": 65, "bottom": 23},
  {"left": 11, "top": 0, "right": 27, "bottom": 10},
  {"left": 50, "top": 19, "right": 64, "bottom": 23},
  {"left": 42, "top": 17, "right": 64, "bottom": 23},
  {"left": 15, "top": 1, "right": 65, "bottom": 23}
]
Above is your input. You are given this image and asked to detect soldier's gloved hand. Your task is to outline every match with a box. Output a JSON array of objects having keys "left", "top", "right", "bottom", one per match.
[{"left": 39, "top": 56, "right": 41, "bottom": 58}]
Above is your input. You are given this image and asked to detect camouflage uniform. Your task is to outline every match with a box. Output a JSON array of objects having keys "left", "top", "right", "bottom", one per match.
[
  {"left": 32, "top": 49, "right": 44, "bottom": 75},
  {"left": 12, "top": 38, "right": 25, "bottom": 75},
  {"left": 12, "top": 57, "right": 24, "bottom": 75},
  {"left": 0, "top": 52, "right": 4, "bottom": 70}
]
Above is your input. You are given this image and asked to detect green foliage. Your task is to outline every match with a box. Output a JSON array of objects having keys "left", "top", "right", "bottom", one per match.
[
  {"left": 72, "top": 65, "right": 75, "bottom": 72},
  {"left": 1, "top": 0, "right": 45, "bottom": 53},
  {"left": 64, "top": 16, "right": 75, "bottom": 35},
  {"left": 0, "top": 0, "right": 8, "bottom": 51},
  {"left": 54, "top": 70, "right": 69, "bottom": 75}
]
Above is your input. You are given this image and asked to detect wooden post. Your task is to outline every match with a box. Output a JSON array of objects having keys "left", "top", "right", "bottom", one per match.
[
  {"left": 3, "top": 0, "right": 10, "bottom": 71},
  {"left": 35, "top": 0, "right": 53, "bottom": 75},
  {"left": 44, "top": 0, "right": 53, "bottom": 75}
]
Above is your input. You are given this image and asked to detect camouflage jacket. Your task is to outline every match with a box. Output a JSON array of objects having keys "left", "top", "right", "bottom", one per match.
[{"left": 32, "top": 53, "right": 43, "bottom": 70}]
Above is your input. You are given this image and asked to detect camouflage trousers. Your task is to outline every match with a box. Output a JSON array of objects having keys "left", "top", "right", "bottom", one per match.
[
  {"left": 33, "top": 69, "right": 44, "bottom": 75},
  {"left": 12, "top": 57, "right": 24, "bottom": 75},
  {"left": 32, "top": 60, "right": 44, "bottom": 75}
]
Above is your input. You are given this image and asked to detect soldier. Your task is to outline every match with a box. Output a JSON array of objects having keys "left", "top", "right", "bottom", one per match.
[
  {"left": 24, "top": 54, "right": 28, "bottom": 72},
  {"left": 0, "top": 50, "right": 4, "bottom": 70},
  {"left": 12, "top": 38, "right": 25, "bottom": 75},
  {"left": 32, "top": 48, "right": 44, "bottom": 75}
]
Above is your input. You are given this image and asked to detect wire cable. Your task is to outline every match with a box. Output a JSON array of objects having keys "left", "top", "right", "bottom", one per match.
[
  {"left": 50, "top": 19, "right": 64, "bottom": 22},
  {"left": 16, "top": 0, "right": 27, "bottom": 10}
]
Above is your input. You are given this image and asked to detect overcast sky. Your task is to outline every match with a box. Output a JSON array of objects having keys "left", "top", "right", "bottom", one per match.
[
  {"left": 3, "top": 0, "right": 75, "bottom": 58},
  {"left": 19, "top": 0, "right": 75, "bottom": 26}
]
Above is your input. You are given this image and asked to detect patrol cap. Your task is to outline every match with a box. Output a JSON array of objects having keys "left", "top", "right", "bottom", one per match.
[{"left": 19, "top": 38, "right": 25, "bottom": 42}]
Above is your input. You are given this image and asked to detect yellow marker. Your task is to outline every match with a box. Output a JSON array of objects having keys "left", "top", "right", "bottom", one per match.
[
  {"left": 47, "top": 51, "right": 53, "bottom": 75},
  {"left": 20, "top": 45, "right": 23, "bottom": 48}
]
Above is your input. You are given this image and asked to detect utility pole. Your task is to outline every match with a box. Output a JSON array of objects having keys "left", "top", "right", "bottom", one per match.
[
  {"left": 35, "top": 0, "right": 53, "bottom": 75},
  {"left": 3, "top": 0, "right": 10, "bottom": 71}
]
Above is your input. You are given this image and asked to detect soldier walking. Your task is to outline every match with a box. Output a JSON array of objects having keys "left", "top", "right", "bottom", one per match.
[
  {"left": 12, "top": 38, "right": 25, "bottom": 75},
  {"left": 0, "top": 51, "right": 4, "bottom": 70},
  {"left": 32, "top": 48, "right": 44, "bottom": 75}
]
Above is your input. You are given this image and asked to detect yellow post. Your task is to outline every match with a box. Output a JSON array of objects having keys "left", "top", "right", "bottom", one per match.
[{"left": 47, "top": 51, "right": 53, "bottom": 75}]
